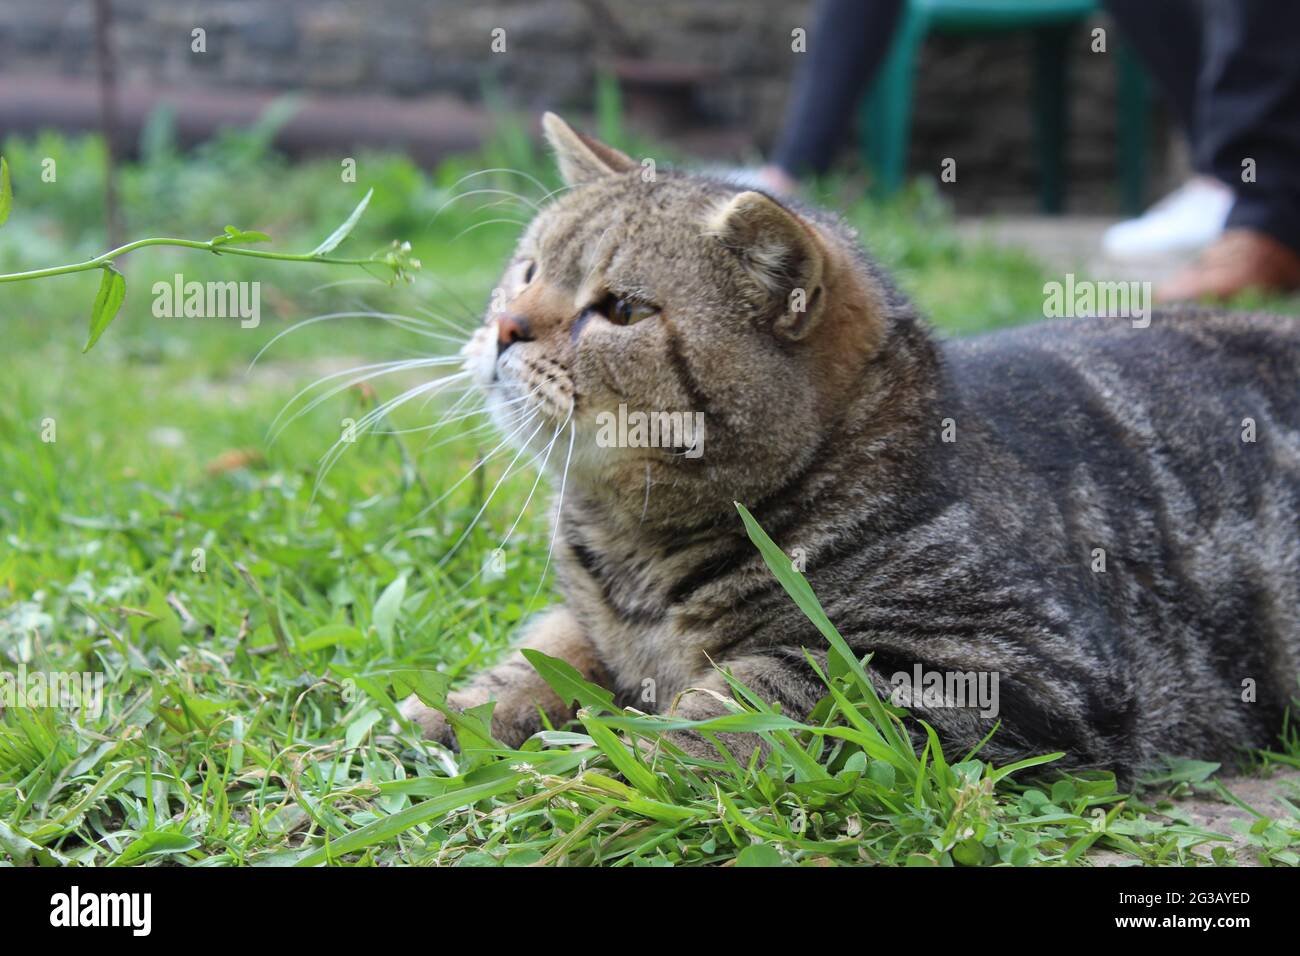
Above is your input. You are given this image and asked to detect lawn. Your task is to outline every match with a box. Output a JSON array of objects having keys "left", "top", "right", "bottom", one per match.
[{"left": 1, "top": 114, "right": 1298, "bottom": 867}]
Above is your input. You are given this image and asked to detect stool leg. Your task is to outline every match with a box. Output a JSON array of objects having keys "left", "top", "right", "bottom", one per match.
[
  {"left": 1116, "top": 40, "right": 1150, "bottom": 216},
  {"left": 862, "top": 13, "right": 925, "bottom": 197},
  {"left": 1032, "top": 24, "right": 1072, "bottom": 215}
]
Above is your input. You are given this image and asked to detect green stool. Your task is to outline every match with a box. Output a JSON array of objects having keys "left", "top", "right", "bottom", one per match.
[{"left": 860, "top": 0, "right": 1151, "bottom": 213}]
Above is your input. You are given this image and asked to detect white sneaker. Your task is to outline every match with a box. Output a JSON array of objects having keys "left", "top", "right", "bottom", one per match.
[{"left": 1101, "top": 177, "right": 1234, "bottom": 260}]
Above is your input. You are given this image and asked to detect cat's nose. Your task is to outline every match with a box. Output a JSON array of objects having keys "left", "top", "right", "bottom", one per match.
[{"left": 496, "top": 313, "right": 533, "bottom": 354}]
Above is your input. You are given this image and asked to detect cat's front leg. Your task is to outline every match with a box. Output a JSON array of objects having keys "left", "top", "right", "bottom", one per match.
[
  {"left": 654, "top": 650, "right": 828, "bottom": 760},
  {"left": 398, "top": 606, "right": 610, "bottom": 748}
]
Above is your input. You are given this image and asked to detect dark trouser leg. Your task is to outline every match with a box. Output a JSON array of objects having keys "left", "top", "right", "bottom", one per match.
[
  {"left": 770, "top": 0, "right": 906, "bottom": 176},
  {"left": 1102, "top": 0, "right": 1202, "bottom": 142},
  {"left": 1196, "top": 0, "right": 1300, "bottom": 254}
]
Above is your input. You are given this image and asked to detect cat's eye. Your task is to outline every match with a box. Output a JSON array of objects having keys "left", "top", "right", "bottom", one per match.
[
  {"left": 592, "top": 293, "right": 658, "bottom": 327},
  {"left": 523, "top": 261, "right": 537, "bottom": 284}
]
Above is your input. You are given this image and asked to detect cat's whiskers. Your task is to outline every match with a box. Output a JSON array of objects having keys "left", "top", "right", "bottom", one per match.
[
  {"left": 371, "top": 387, "right": 486, "bottom": 436},
  {"left": 412, "top": 276, "right": 483, "bottom": 328},
  {"left": 404, "top": 391, "right": 549, "bottom": 527},
  {"left": 526, "top": 416, "right": 578, "bottom": 612},
  {"left": 311, "top": 371, "right": 472, "bottom": 497},
  {"left": 361, "top": 305, "right": 475, "bottom": 339},
  {"left": 537, "top": 182, "right": 583, "bottom": 206},
  {"left": 412, "top": 382, "right": 480, "bottom": 427},
  {"left": 478, "top": 196, "right": 531, "bottom": 213},
  {"left": 409, "top": 411, "right": 500, "bottom": 450},
  {"left": 376, "top": 426, "right": 565, "bottom": 615},
  {"left": 273, "top": 158, "right": 618, "bottom": 597},
  {"left": 436, "top": 411, "right": 555, "bottom": 567},
  {"left": 445, "top": 167, "right": 551, "bottom": 201},
  {"left": 249, "top": 311, "right": 467, "bottom": 377},
  {"left": 401, "top": 386, "right": 543, "bottom": 460},
  {"left": 309, "top": 277, "right": 391, "bottom": 294},
  {"left": 424, "top": 410, "right": 571, "bottom": 599},
  {"left": 452, "top": 218, "right": 530, "bottom": 243},
  {"left": 268, "top": 355, "right": 465, "bottom": 444},
  {"left": 377, "top": 381, "right": 537, "bottom": 441},
  {"left": 431, "top": 187, "right": 541, "bottom": 224},
  {"left": 339, "top": 370, "right": 472, "bottom": 442},
  {"left": 496, "top": 410, "right": 570, "bottom": 552}
]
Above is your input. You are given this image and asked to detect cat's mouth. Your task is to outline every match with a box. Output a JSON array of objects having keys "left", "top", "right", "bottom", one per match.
[
  {"left": 462, "top": 325, "right": 576, "bottom": 431},
  {"left": 498, "top": 353, "right": 575, "bottom": 424}
]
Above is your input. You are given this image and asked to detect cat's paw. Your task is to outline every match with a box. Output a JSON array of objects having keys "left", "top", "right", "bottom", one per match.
[{"left": 397, "top": 694, "right": 453, "bottom": 745}]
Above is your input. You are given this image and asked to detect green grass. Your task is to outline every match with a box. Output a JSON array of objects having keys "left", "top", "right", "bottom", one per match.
[{"left": 1, "top": 118, "right": 1298, "bottom": 867}]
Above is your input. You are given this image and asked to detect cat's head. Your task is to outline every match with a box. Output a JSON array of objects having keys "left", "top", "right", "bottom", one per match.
[{"left": 463, "top": 113, "right": 890, "bottom": 527}]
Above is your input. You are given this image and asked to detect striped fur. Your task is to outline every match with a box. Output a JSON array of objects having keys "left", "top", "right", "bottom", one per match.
[{"left": 402, "top": 116, "right": 1300, "bottom": 779}]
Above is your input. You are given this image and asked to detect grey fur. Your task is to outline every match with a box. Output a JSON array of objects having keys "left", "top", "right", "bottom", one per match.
[{"left": 401, "top": 115, "right": 1300, "bottom": 780}]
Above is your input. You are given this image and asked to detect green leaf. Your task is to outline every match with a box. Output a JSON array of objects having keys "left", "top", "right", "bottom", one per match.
[
  {"left": 1061, "top": 830, "right": 1104, "bottom": 864},
  {"left": 1138, "top": 756, "right": 1220, "bottom": 787},
  {"left": 344, "top": 709, "right": 383, "bottom": 749},
  {"left": 0, "top": 155, "right": 11, "bottom": 227},
  {"left": 867, "top": 759, "right": 896, "bottom": 789},
  {"left": 386, "top": 668, "right": 452, "bottom": 707},
  {"left": 735, "top": 844, "right": 786, "bottom": 867},
  {"left": 597, "top": 711, "right": 803, "bottom": 735},
  {"left": 211, "top": 225, "right": 272, "bottom": 247},
  {"left": 296, "top": 623, "right": 366, "bottom": 652},
  {"left": 371, "top": 574, "right": 406, "bottom": 650},
  {"left": 0, "top": 820, "right": 70, "bottom": 866},
  {"left": 734, "top": 502, "right": 912, "bottom": 757},
  {"left": 522, "top": 648, "right": 617, "bottom": 712},
  {"left": 953, "top": 837, "right": 991, "bottom": 866},
  {"left": 987, "top": 751, "right": 1066, "bottom": 785},
  {"left": 83, "top": 264, "right": 126, "bottom": 352},
  {"left": 579, "top": 711, "right": 665, "bottom": 798},
  {"left": 311, "top": 187, "right": 372, "bottom": 256},
  {"left": 295, "top": 773, "right": 525, "bottom": 866},
  {"left": 734, "top": 502, "right": 860, "bottom": 681},
  {"left": 50, "top": 760, "right": 134, "bottom": 826},
  {"left": 109, "top": 830, "right": 200, "bottom": 866},
  {"left": 444, "top": 700, "right": 501, "bottom": 755}
]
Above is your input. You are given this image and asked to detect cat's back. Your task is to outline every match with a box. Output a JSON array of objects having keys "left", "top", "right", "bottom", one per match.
[
  {"left": 937, "top": 310, "right": 1300, "bottom": 489},
  {"left": 941, "top": 309, "right": 1299, "bottom": 428},
  {"left": 923, "top": 309, "right": 1299, "bottom": 767}
]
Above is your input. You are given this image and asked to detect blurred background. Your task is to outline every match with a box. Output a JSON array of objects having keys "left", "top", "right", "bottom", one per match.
[
  {"left": 0, "top": 0, "right": 1180, "bottom": 215},
  {"left": 3, "top": 4, "right": 1300, "bottom": 865},
  {"left": 1, "top": 0, "right": 1297, "bottom": 662},
  {"left": 9, "top": 0, "right": 1299, "bottom": 296}
]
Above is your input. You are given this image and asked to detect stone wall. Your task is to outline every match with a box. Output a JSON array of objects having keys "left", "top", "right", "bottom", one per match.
[{"left": 0, "top": 0, "right": 1174, "bottom": 212}]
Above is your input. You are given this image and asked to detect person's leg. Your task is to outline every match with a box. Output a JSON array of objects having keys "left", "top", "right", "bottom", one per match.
[
  {"left": 1195, "top": 0, "right": 1300, "bottom": 255},
  {"left": 769, "top": 0, "right": 906, "bottom": 179},
  {"left": 1101, "top": 0, "right": 1201, "bottom": 144},
  {"left": 1098, "top": 0, "right": 1234, "bottom": 260},
  {"left": 1157, "top": 0, "right": 1300, "bottom": 298}
]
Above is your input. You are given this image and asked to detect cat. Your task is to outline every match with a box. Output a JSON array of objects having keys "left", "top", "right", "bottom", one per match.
[{"left": 400, "top": 113, "right": 1300, "bottom": 781}]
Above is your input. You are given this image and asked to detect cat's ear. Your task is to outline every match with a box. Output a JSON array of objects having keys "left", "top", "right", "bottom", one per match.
[
  {"left": 707, "top": 191, "right": 826, "bottom": 341},
  {"left": 542, "top": 112, "right": 635, "bottom": 186}
]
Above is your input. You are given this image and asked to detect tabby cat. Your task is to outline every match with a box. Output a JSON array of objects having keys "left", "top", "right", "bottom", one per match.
[{"left": 401, "top": 113, "right": 1300, "bottom": 780}]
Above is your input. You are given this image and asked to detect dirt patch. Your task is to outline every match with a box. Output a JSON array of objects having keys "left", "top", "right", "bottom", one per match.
[{"left": 1089, "top": 768, "right": 1300, "bottom": 866}]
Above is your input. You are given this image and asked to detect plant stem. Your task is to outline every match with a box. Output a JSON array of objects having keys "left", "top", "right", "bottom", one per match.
[{"left": 0, "top": 237, "right": 386, "bottom": 283}]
